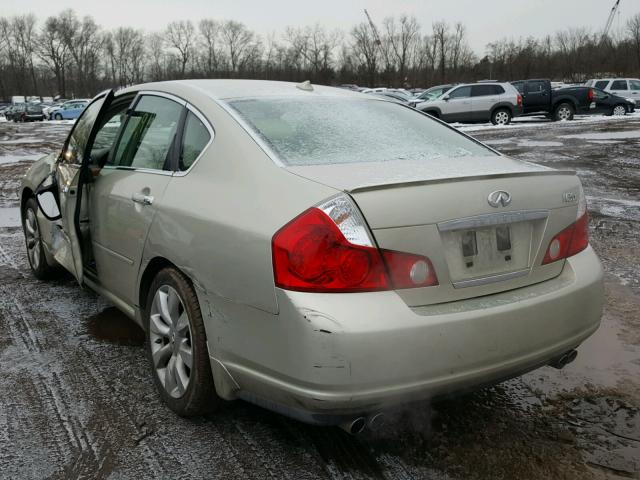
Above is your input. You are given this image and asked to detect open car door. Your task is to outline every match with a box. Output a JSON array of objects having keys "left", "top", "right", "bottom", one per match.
[{"left": 36, "top": 89, "right": 115, "bottom": 285}]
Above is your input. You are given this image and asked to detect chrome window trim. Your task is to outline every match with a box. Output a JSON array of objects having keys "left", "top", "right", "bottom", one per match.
[
  {"left": 172, "top": 103, "right": 215, "bottom": 177},
  {"left": 437, "top": 209, "right": 548, "bottom": 232},
  {"left": 137, "top": 90, "right": 187, "bottom": 106},
  {"left": 452, "top": 268, "right": 530, "bottom": 289},
  {"left": 103, "top": 90, "right": 189, "bottom": 175}
]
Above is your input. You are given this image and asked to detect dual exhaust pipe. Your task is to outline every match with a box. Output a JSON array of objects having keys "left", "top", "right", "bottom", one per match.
[
  {"left": 339, "top": 412, "right": 386, "bottom": 435},
  {"left": 548, "top": 349, "right": 578, "bottom": 369},
  {"left": 341, "top": 348, "right": 579, "bottom": 434}
]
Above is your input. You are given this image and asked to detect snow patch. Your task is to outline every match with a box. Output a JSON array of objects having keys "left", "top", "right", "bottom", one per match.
[
  {"left": 0, "top": 207, "right": 21, "bottom": 228},
  {"left": 516, "top": 140, "right": 563, "bottom": 147},
  {"left": 560, "top": 130, "right": 640, "bottom": 141}
]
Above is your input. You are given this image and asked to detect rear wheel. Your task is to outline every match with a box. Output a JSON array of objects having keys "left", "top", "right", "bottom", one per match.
[
  {"left": 22, "top": 198, "right": 57, "bottom": 279},
  {"left": 54, "top": 113, "right": 62, "bottom": 120},
  {"left": 611, "top": 104, "right": 627, "bottom": 116},
  {"left": 491, "top": 108, "right": 512, "bottom": 125},
  {"left": 554, "top": 102, "right": 574, "bottom": 121},
  {"left": 145, "top": 268, "right": 220, "bottom": 416}
]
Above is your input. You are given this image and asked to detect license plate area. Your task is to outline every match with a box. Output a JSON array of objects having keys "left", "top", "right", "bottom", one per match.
[{"left": 440, "top": 222, "right": 534, "bottom": 284}]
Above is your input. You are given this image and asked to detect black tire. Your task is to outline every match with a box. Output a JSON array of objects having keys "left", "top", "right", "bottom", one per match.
[
  {"left": 424, "top": 110, "right": 439, "bottom": 119},
  {"left": 491, "top": 108, "right": 512, "bottom": 125},
  {"left": 145, "top": 267, "right": 220, "bottom": 416},
  {"left": 22, "top": 197, "right": 58, "bottom": 280},
  {"left": 54, "top": 113, "right": 62, "bottom": 120},
  {"left": 553, "top": 102, "right": 574, "bottom": 121}
]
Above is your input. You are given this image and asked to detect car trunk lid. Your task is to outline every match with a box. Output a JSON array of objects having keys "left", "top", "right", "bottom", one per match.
[{"left": 286, "top": 158, "right": 582, "bottom": 305}]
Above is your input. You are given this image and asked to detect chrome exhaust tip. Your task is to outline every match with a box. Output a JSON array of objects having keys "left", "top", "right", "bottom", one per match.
[
  {"left": 367, "top": 412, "right": 386, "bottom": 431},
  {"left": 549, "top": 349, "right": 578, "bottom": 369},
  {"left": 339, "top": 417, "right": 366, "bottom": 435}
]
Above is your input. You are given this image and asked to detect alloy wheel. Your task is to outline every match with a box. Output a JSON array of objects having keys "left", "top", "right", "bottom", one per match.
[
  {"left": 494, "top": 111, "right": 510, "bottom": 125},
  {"left": 25, "top": 208, "right": 41, "bottom": 270},
  {"left": 613, "top": 105, "right": 626, "bottom": 116},
  {"left": 149, "top": 285, "right": 193, "bottom": 398}
]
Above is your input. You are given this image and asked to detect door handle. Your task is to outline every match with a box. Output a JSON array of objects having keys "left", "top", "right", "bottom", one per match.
[{"left": 132, "top": 192, "right": 154, "bottom": 205}]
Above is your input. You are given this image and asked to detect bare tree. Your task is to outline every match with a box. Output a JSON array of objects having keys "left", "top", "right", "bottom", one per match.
[
  {"left": 351, "top": 22, "right": 379, "bottom": 87},
  {"left": 628, "top": 13, "right": 640, "bottom": 71},
  {"left": 166, "top": 20, "right": 195, "bottom": 77},
  {"left": 199, "top": 19, "right": 223, "bottom": 76},
  {"left": 37, "top": 15, "right": 70, "bottom": 97},
  {"left": 221, "top": 20, "right": 255, "bottom": 74},
  {"left": 384, "top": 15, "right": 420, "bottom": 86},
  {"left": 432, "top": 21, "right": 450, "bottom": 83}
]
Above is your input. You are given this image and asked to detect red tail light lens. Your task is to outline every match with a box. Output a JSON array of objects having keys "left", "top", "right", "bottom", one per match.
[
  {"left": 517, "top": 94, "right": 523, "bottom": 107},
  {"left": 272, "top": 208, "right": 389, "bottom": 292},
  {"left": 588, "top": 88, "right": 594, "bottom": 101},
  {"left": 272, "top": 204, "right": 438, "bottom": 292},
  {"left": 542, "top": 212, "right": 589, "bottom": 264}
]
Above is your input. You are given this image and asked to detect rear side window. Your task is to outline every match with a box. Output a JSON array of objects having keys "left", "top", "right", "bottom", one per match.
[
  {"left": 111, "top": 95, "right": 182, "bottom": 171},
  {"left": 595, "top": 81, "right": 609, "bottom": 90},
  {"left": 472, "top": 85, "right": 498, "bottom": 96},
  {"left": 526, "top": 81, "right": 546, "bottom": 93},
  {"left": 630, "top": 80, "right": 640, "bottom": 91},
  {"left": 449, "top": 86, "right": 472, "bottom": 98},
  {"left": 180, "top": 111, "right": 211, "bottom": 171},
  {"left": 611, "top": 80, "right": 628, "bottom": 90}
]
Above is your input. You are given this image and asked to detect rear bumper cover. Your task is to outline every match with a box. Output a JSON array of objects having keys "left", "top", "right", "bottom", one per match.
[{"left": 222, "top": 246, "right": 603, "bottom": 423}]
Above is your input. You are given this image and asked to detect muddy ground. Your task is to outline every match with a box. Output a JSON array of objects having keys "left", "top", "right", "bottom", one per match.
[{"left": 0, "top": 116, "right": 638, "bottom": 480}]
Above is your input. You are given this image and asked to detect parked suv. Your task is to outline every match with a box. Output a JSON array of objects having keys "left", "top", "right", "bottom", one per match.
[
  {"left": 584, "top": 78, "right": 640, "bottom": 106},
  {"left": 416, "top": 82, "right": 522, "bottom": 125}
]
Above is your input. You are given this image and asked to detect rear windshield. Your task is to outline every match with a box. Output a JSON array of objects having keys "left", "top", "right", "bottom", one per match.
[{"left": 227, "top": 97, "right": 495, "bottom": 166}]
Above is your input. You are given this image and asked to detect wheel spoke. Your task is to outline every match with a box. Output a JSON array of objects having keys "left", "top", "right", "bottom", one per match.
[
  {"left": 174, "top": 357, "right": 188, "bottom": 395},
  {"left": 149, "top": 313, "right": 170, "bottom": 336},
  {"left": 178, "top": 339, "right": 193, "bottom": 369},
  {"left": 175, "top": 312, "right": 189, "bottom": 335},
  {"left": 158, "top": 290, "right": 176, "bottom": 327},
  {"left": 164, "top": 355, "right": 178, "bottom": 395},
  {"left": 152, "top": 343, "right": 172, "bottom": 368}
]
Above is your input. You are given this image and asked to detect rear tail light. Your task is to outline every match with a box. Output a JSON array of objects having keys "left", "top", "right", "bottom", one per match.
[
  {"left": 272, "top": 195, "right": 438, "bottom": 292},
  {"left": 542, "top": 186, "right": 589, "bottom": 264},
  {"left": 517, "top": 94, "right": 523, "bottom": 107},
  {"left": 588, "top": 88, "right": 594, "bottom": 101}
]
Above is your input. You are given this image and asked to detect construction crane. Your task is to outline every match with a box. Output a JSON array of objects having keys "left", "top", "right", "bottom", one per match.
[
  {"left": 363, "top": 9, "right": 389, "bottom": 66},
  {"left": 602, "top": 0, "right": 622, "bottom": 42}
]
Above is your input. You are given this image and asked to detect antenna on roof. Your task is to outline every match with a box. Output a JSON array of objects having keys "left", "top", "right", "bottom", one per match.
[{"left": 296, "top": 80, "right": 314, "bottom": 92}]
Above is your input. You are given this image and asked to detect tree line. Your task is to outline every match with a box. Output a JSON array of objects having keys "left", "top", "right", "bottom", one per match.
[{"left": 1, "top": 9, "right": 640, "bottom": 100}]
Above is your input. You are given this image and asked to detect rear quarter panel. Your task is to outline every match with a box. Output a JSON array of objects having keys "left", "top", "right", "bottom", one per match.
[{"left": 139, "top": 95, "right": 337, "bottom": 314}]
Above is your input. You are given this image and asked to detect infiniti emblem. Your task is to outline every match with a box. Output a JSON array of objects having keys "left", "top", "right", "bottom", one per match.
[{"left": 488, "top": 190, "right": 512, "bottom": 208}]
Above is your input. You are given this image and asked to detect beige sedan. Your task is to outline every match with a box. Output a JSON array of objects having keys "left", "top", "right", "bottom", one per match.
[{"left": 21, "top": 80, "right": 603, "bottom": 434}]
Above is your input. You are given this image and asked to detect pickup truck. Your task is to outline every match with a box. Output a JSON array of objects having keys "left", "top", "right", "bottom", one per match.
[{"left": 511, "top": 79, "right": 594, "bottom": 121}]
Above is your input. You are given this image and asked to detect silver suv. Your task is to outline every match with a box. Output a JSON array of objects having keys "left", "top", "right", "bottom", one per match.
[
  {"left": 416, "top": 82, "right": 523, "bottom": 125},
  {"left": 584, "top": 78, "right": 640, "bottom": 106}
]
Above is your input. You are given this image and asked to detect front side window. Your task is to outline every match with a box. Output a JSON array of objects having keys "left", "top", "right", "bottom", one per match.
[
  {"left": 179, "top": 111, "right": 211, "bottom": 171},
  {"left": 111, "top": 95, "right": 182, "bottom": 171},
  {"left": 228, "top": 96, "right": 495, "bottom": 167},
  {"left": 611, "top": 80, "right": 628, "bottom": 90},
  {"left": 595, "top": 80, "right": 609, "bottom": 90},
  {"left": 449, "top": 86, "right": 472, "bottom": 99},
  {"left": 63, "top": 97, "right": 108, "bottom": 165}
]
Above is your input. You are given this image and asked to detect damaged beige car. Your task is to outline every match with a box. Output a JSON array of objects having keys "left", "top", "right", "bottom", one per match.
[{"left": 21, "top": 80, "right": 604, "bottom": 433}]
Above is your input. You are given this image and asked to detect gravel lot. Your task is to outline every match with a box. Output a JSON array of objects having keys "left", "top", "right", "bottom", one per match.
[{"left": 0, "top": 116, "right": 638, "bottom": 480}]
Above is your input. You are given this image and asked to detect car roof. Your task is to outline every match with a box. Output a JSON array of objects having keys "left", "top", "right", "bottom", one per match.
[{"left": 118, "top": 79, "right": 363, "bottom": 101}]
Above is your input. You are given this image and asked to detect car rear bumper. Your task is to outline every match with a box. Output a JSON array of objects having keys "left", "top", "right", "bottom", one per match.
[{"left": 221, "top": 246, "right": 603, "bottom": 424}]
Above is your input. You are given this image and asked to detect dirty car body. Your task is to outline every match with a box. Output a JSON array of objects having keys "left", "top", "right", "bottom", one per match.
[{"left": 20, "top": 80, "right": 604, "bottom": 427}]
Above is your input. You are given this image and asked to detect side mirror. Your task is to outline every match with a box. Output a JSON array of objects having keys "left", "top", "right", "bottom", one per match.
[
  {"left": 35, "top": 173, "right": 62, "bottom": 221},
  {"left": 36, "top": 191, "right": 61, "bottom": 220},
  {"left": 443, "top": 95, "right": 450, "bottom": 101}
]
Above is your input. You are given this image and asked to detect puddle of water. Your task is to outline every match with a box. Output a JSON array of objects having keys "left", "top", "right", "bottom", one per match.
[
  {"left": 0, "top": 207, "right": 21, "bottom": 228},
  {"left": 85, "top": 307, "right": 145, "bottom": 346}
]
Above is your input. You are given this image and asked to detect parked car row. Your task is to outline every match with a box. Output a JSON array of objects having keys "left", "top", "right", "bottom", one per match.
[{"left": 0, "top": 98, "right": 89, "bottom": 123}]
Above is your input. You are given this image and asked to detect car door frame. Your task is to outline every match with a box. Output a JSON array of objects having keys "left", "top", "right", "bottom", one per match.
[
  {"left": 38, "top": 90, "right": 116, "bottom": 284},
  {"left": 442, "top": 86, "right": 473, "bottom": 122}
]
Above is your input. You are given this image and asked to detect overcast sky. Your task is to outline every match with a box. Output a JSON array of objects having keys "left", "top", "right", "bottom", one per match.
[{"left": 3, "top": 0, "right": 636, "bottom": 55}]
